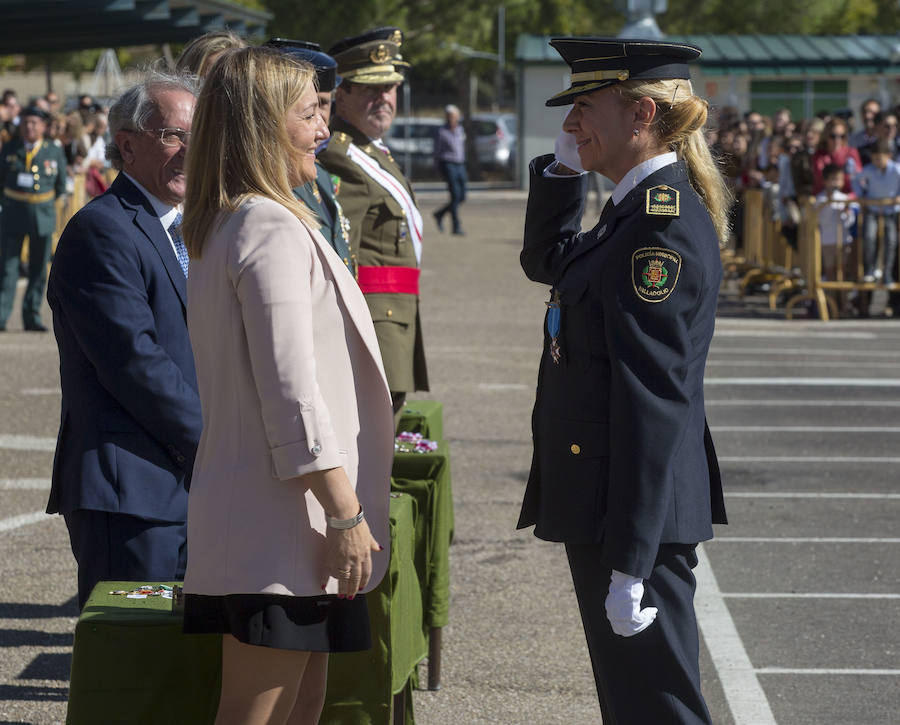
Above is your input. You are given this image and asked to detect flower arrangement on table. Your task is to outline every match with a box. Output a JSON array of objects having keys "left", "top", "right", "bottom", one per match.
[{"left": 395, "top": 431, "right": 439, "bottom": 454}]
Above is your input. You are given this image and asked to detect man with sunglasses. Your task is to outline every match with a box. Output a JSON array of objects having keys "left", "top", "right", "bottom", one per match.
[{"left": 46, "top": 71, "right": 202, "bottom": 609}]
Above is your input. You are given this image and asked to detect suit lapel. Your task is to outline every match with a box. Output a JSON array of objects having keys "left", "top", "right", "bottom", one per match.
[
  {"left": 302, "top": 220, "right": 388, "bottom": 382},
  {"left": 112, "top": 175, "right": 187, "bottom": 309}
]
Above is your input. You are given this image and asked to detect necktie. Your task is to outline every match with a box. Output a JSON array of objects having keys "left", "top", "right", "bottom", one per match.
[{"left": 168, "top": 212, "right": 189, "bottom": 278}]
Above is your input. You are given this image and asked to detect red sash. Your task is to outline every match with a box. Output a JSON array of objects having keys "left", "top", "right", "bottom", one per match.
[{"left": 357, "top": 265, "right": 420, "bottom": 295}]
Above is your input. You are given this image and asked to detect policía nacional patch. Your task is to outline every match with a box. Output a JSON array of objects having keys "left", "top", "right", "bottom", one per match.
[
  {"left": 645, "top": 185, "right": 679, "bottom": 216},
  {"left": 632, "top": 247, "right": 682, "bottom": 302}
]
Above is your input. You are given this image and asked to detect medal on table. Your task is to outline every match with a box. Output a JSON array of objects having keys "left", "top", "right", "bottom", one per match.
[{"left": 546, "top": 288, "right": 561, "bottom": 364}]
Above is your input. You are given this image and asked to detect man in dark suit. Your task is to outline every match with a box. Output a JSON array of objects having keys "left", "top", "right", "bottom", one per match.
[
  {"left": 46, "top": 71, "right": 202, "bottom": 609},
  {"left": 318, "top": 27, "right": 429, "bottom": 414}
]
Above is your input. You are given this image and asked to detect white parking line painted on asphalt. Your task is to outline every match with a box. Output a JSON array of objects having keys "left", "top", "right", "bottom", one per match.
[
  {"left": 21, "top": 387, "right": 61, "bottom": 395},
  {"left": 0, "top": 434, "right": 56, "bottom": 451},
  {"left": 706, "top": 378, "right": 900, "bottom": 386},
  {"left": 707, "top": 360, "right": 900, "bottom": 369},
  {"left": 713, "top": 425, "right": 900, "bottom": 433},
  {"left": 713, "top": 330, "right": 878, "bottom": 339},
  {"left": 695, "top": 545, "right": 777, "bottom": 725},
  {"left": 723, "top": 593, "right": 900, "bottom": 599},
  {"left": 755, "top": 668, "right": 900, "bottom": 676},
  {"left": 714, "top": 537, "right": 900, "bottom": 543},
  {"left": 720, "top": 456, "right": 900, "bottom": 464},
  {"left": 711, "top": 347, "right": 900, "bottom": 358},
  {"left": 477, "top": 383, "right": 529, "bottom": 391},
  {"left": 0, "top": 478, "right": 51, "bottom": 490},
  {"left": 707, "top": 400, "right": 900, "bottom": 407},
  {"left": 727, "top": 492, "right": 900, "bottom": 499},
  {"left": 0, "top": 511, "right": 49, "bottom": 533}
]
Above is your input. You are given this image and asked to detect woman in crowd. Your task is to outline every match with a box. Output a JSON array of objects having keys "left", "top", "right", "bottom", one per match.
[
  {"left": 180, "top": 46, "right": 394, "bottom": 725},
  {"left": 175, "top": 29, "right": 247, "bottom": 77},
  {"left": 517, "top": 37, "right": 728, "bottom": 724},
  {"left": 812, "top": 116, "right": 862, "bottom": 194}
]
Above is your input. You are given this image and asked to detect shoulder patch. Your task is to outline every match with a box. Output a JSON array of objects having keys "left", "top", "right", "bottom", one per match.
[
  {"left": 632, "top": 246, "right": 682, "bottom": 303},
  {"left": 645, "top": 185, "right": 679, "bottom": 217}
]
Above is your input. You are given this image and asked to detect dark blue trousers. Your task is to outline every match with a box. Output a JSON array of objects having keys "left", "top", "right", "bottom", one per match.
[
  {"left": 64, "top": 509, "right": 187, "bottom": 610},
  {"left": 436, "top": 160, "right": 467, "bottom": 233},
  {"left": 565, "top": 542, "right": 713, "bottom": 725}
]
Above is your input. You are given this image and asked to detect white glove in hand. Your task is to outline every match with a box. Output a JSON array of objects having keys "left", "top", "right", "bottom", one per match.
[
  {"left": 605, "top": 570, "right": 658, "bottom": 637},
  {"left": 553, "top": 131, "right": 585, "bottom": 173}
]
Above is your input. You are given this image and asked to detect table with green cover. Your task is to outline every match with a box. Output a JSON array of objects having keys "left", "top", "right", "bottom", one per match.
[
  {"left": 66, "top": 493, "right": 425, "bottom": 725},
  {"left": 391, "top": 439, "right": 453, "bottom": 691},
  {"left": 397, "top": 400, "right": 444, "bottom": 441}
]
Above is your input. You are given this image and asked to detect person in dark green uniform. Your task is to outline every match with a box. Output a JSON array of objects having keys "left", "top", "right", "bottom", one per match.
[
  {"left": 318, "top": 27, "right": 429, "bottom": 413},
  {"left": 0, "top": 105, "right": 67, "bottom": 331},
  {"left": 266, "top": 38, "right": 354, "bottom": 274}
]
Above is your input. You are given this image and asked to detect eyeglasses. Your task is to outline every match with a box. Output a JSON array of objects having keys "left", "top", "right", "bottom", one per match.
[{"left": 137, "top": 127, "right": 191, "bottom": 147}]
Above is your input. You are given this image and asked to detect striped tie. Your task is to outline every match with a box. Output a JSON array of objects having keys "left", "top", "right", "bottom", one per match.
[{"left": 168, "top": 212, "right": 189, "bottom": 278}]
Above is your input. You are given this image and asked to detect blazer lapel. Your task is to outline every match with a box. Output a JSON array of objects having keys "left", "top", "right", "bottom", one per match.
[
  {"left": 113, "top": 175, "right": 188, "bottom": 309},
  {"left": 302, "top": 220, "right": 388, "bottom": 383}
]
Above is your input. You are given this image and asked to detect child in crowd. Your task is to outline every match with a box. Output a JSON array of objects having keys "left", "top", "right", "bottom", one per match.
[
  {"left": 815, "top": 164, "right": 858, "bottom": 281},
  {"left": 853, "top": 141, "right": 900, "bottom": 284}
]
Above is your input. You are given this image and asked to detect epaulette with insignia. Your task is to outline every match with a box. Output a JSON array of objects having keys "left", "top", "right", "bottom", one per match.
[
  {"left": 645, "top": 185, "right": 679, "bottom": 217},
  {"left": 328, "top": 131, "right": 351, "bottom": 155}
]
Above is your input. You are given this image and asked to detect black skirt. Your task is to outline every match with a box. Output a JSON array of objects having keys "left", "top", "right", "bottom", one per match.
[{"left": 182, "top": 592, "right": 371, "bottom": 652}]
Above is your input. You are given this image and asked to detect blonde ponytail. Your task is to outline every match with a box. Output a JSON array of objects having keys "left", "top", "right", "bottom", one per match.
[{"left": 617, "top": 80, "right": 732, "bottom": 245}]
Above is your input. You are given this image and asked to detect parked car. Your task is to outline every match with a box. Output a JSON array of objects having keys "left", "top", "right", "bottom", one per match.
[
  {"left": 384, "top": 116, "right": 443, "bottom": 179},
  {"left": 471, "top": 113, "right": 517, "bottom": 179}
]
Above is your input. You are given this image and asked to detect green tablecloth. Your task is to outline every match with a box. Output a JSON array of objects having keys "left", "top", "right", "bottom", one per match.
[
  {"left": 397, "top": 400, "right": 444, "bottom": 441},
  {"left": 321, "top": 492, "right": 426, "bottom": 724},
  {"left": 391, "top": 440, "right": 453, "bottom": 629},
  {"left": 66, "top": 494, "right": 425, "bottom": 725},
  {"left": 67, "top": 582, "right": 221, "bottom": 724}
]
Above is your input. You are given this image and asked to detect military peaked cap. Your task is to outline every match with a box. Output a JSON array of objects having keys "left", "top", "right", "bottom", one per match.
[
  {"left": 546, "top": 37, "right": 702, "bottom": 107},
  {"left": 266, "top": 38, "right": 342, "bottom": 92},
  {"left": 328, "top": 26, "right": 406, "bottom": 85},
  {"left": 20, "top": 105, "right": 50, "bottom": 121}
]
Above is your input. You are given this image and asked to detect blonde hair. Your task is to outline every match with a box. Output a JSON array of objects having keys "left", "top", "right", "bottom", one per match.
[
  {"left": 175, "top": 30, "right": 247, "bottom": 77},
  {"left": 616, "top": 79, "right": 732, "bottom": 244},
  {"left": 183, "top": 46, "right": 318, "bottom": 258}
]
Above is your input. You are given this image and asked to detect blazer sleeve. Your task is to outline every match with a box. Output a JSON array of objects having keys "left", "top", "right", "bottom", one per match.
[
  {"left": 520, "top": 154, "right": 590, "bottom": 284},
  {"left": 49, "top": 210, "right": 202, "bottom": 470},
  {"left": 228, "top": 201, "right": 343, "bottom": 480}
]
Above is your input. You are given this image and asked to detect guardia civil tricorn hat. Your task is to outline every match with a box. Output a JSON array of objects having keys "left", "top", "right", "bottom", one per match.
[
  {"left": 328, "top": 26, "right": 406, "bottom": 85},
  {"left": 546, "top": 37, "right": 702, "bottom": 107}
]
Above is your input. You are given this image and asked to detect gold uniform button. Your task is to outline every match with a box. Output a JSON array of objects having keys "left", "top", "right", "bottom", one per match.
[
  {"left": 33, "top": 184, "right": 40, "bottom": 190},
  {"left": 31, "top": 165, "right": 38, "bottom": 172},
  {"left": 33, "top": 173, "right": 40, "bottom": 180},
  {"left": 570, "top": 444, "right": 581, "bottom": 455},
  {"left": 386, "top": 309, "right": 393, "bottom": 317}
]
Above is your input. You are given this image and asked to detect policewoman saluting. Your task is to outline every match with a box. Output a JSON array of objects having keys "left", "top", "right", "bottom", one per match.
[{"left": 518, "top": 38, "right": 730, "bottom": 724}]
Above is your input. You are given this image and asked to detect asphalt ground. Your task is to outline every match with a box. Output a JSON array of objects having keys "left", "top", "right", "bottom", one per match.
[{"left": 1, "top": 190, "right": 898, "bottom": 724}]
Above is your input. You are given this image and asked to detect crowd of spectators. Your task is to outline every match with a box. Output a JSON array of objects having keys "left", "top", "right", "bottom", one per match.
[{"left": 1, "top": 87, "right": 111, "bottom": 195}]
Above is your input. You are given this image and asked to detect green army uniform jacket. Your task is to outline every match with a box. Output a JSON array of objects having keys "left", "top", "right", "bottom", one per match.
[
  {"left": 293, "top": 162, "right": 354, "bottom": 274},
  {"left": 318, "top": 116, "right": 428, "bottom": 394},
  {"left": 1, "top": 136, "right": 67, "bottom": 238}
]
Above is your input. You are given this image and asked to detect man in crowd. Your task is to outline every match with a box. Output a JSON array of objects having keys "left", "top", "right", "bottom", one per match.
[
  {"left": 267, "top": 38, "right": 354, "bottom": 273},
  {"left": 0, "top": 105, "right": 67, "bottom": 331},
  {"left": 1, "top": 90, "right": 20, "bottom": 145},
  {"left": 849, "top": 98, "right": 881, "bottom": 149},
  {"left": 46, "top": 71, "right": 202, "bottom": 609},
  {"left": 319, "top": 26, "right": 429, "bottom": 414}
]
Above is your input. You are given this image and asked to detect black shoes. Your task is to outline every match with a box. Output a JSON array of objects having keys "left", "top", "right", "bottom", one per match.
[
  {"left": 24, "top": 321, "right": 48, "bottom": 332},
  {"left": 433, "top": 211, "right": 445, "bottom": 232}
]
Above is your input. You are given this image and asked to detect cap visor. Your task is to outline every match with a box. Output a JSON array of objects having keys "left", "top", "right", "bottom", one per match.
[
  {"left": 545, "top": 80, "right": 617, "bottom": 107},
  {"left": 343, "top": 69, "right": 404, "bottom": 85}
]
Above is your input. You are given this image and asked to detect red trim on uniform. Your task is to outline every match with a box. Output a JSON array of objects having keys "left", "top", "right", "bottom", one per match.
[{"left": 357, "top": 265, "right": 420, "bottom": 295}]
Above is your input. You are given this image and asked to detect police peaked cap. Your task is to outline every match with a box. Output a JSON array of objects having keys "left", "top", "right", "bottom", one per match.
[
  {"left": 20, "top": 105, "right": 50, "bottom": 121},
  {"left": 546, "top": 37, "right": 701, "bottom": 107},
  {"left": 328, "top": 26, "right": 406, "bottom": 85},
  {"left": 266, "top": 38, "right": 342, "bottom": 92}
]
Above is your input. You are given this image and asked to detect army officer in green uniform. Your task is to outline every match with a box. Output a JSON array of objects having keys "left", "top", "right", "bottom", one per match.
[
  {"left": 318, "top": 27, "right": 428, "bottom": 413},
  {"left": 0, "top": 105, "right": 67, "bottom": 331},
  {"left": 266, "top": 38, "right": 354, "bottom": 274}
]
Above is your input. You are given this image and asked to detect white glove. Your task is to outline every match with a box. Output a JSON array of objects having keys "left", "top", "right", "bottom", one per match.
[
  {"left": 553, "top": 131, "right": 584, "bottom": 173},
  {"left": 605, "top": 570, "right": 658, "bottom": 637}
]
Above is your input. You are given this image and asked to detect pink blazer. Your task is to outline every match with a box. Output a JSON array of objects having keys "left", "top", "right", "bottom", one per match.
[{"left": 183, "top": 196, "right": 394, "bottom": 597}]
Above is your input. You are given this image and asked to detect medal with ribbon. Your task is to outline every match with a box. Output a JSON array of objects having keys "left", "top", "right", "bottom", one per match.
[{"left": 546, "top": 288, "right": 562, "bottom": 364}]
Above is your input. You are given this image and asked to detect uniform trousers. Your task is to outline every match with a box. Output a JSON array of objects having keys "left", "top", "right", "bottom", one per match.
[
  {"left": 64, "top": 509, "right": 187, "bottom": 610},
  {"left": 0, "top": 221, "right": 53, "bottom": 327},
  {"left": 565, "top": 541, "right": 712, "bottom": 725}
]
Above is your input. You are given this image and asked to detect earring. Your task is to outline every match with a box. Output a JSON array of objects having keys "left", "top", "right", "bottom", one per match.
[{"left": 632, "top": 129, "right": 639, "bottom": 136}]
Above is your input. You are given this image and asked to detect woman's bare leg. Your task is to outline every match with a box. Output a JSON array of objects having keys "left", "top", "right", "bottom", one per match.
[{"left": 286, "top": 652, "right": 329, "bottom": 725}]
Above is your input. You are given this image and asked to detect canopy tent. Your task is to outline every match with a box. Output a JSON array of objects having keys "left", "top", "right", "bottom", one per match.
[{"left": 0, "top": 0, "right": 270, "bottom": 54}]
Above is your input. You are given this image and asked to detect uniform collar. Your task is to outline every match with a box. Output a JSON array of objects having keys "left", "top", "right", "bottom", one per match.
[{"left": 611, "top": 151, "right": 678, "bottom": 206}]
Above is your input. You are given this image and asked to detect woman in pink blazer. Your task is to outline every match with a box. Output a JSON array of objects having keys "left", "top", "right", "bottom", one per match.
[{"left": 181, "top": 47, "right": 394, "bottom": 724}]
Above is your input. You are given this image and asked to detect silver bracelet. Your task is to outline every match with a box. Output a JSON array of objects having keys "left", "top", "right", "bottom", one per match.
[{"left": 326, "top": 505, "right": 365, "bottom": 530}]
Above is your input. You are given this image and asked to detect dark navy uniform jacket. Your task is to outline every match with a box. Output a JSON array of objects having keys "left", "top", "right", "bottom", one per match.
[{"left": 518, "top": 154, "right": 727, "bottom": 579}]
